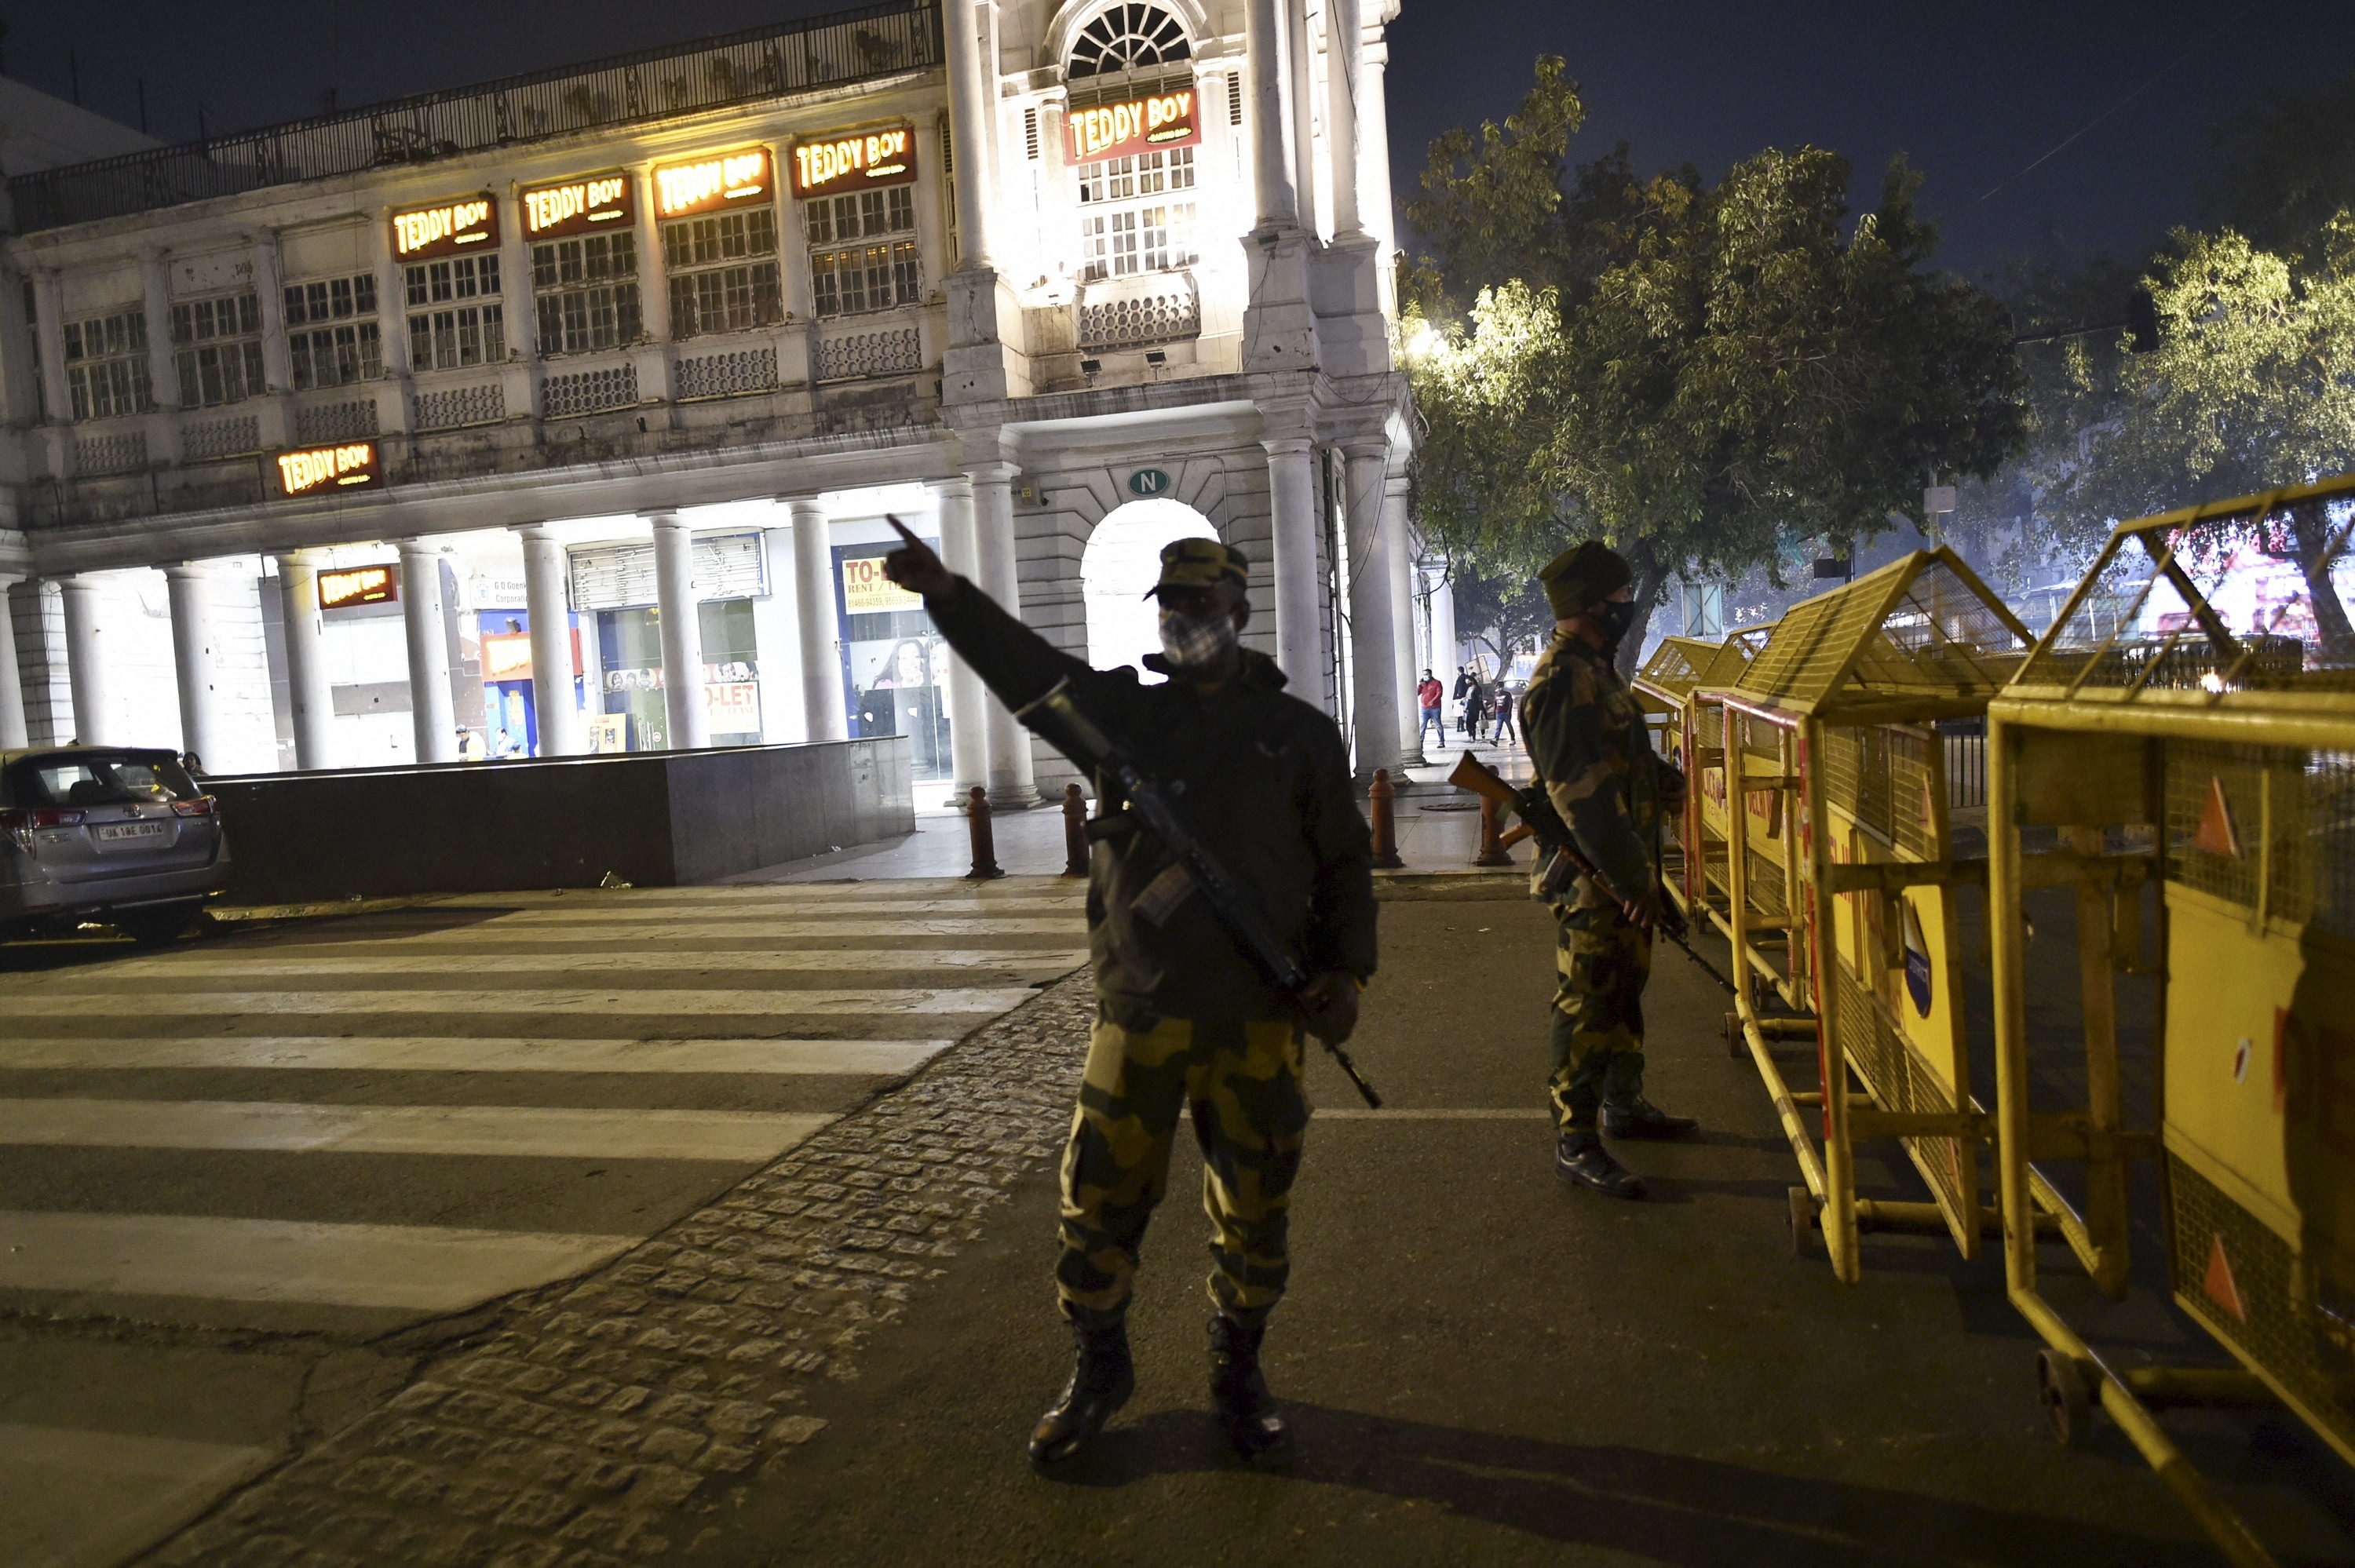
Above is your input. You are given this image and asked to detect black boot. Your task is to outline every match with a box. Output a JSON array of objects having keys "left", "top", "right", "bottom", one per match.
[
  {"left": 1028, "top": 1319, "right": 1134, "bottom": 1464},
  {"left": 1599, "top": 1096, "right": 1699, "bottom": 1140},
  {"left": 1557, "top": 1129, "right": 1647, "bottom": 1198},
  {"left": 1207, "top": 1313, "right": 1293, "bottom": 1463}
]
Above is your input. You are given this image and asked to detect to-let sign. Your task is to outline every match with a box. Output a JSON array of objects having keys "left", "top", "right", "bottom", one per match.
[
  {"left": 790, "top": 125, "right": 917, "bottom": 196},
  {"left": 319, "top": 564, "right": 397, "bottom": 611},
  {"left": 1068, "top": 89, "right": 1199, "bottom": 164},
  {"left": 653, "top": 148, "right": 773, "bottom": 219},
  {"left": 520, "top": 172, "right": 632, "bottom": 239},
  {"left": 389, "top": 195, "right": 498, "bottom": 260},
  {"left": 840, "top": 553, "right": 921, "bottom": 614},
  {"left": 276, "top": 440, "right": 381, "bottom": 498}
]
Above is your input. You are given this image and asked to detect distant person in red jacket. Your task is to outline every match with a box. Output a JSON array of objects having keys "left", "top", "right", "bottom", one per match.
[{"left": 1416, "top": 669, "right": 1445, "bottom": 748}]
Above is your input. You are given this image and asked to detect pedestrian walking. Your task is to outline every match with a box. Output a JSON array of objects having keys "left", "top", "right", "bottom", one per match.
[
  {"left": 1417, "top": 669, "right": 1445, "bottom": 748},
  {"left": 1466, "top": 673, "right": 1492, "bottom": 742},
  {"left": 883, "top": 528, "right": 1375, "bottom": 1468},
  {"left": 1520, "top": 543, "right": 1695, "bottom": 1200},
  {"left": 1490, "top": 684, "right": 1517, "bottom": 746}
]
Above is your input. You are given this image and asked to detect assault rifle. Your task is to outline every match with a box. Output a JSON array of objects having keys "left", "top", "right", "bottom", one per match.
[
  {"left": 1448, "top": 752, "right": 1738, "bottom": 996},
  {"left": 1010, "top": 678, "right": 1384, "bottom": 1107}
]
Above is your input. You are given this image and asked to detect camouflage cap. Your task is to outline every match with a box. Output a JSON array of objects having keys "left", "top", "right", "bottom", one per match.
[
  {"left": 1148, "top": 536, "right": 1251, "bottom": 597},
  {"left": 1540, "top": 540, "right": 1632, "bottom": 619}
]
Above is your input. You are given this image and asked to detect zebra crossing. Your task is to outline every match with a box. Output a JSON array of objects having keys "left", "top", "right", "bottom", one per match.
[{"left": 0, "top": 876, "right": 1086, "bottom": 1568}]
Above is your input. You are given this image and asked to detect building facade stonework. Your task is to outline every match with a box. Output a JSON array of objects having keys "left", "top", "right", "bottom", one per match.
[{"left": 0, "top": 0, "right": 1424, "bottom": 800}]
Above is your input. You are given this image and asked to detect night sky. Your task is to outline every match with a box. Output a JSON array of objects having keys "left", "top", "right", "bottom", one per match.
[{"left": 9, "top": 0, "right": 2355, "bottom": 280}]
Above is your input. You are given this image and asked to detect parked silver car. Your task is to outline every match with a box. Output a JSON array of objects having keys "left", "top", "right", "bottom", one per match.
[{"left": 0, "top": 746, "right": 230, "bottom": 943}]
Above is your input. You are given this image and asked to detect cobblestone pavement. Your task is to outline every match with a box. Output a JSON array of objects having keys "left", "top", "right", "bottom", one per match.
[{"left": 147, "top": 976, "right": 1094, "bottom": 1567}]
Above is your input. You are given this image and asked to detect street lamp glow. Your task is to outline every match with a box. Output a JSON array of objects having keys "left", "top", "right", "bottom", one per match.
[{"left": 1404, "top": 320, "right": 1441, "bottom": 360}]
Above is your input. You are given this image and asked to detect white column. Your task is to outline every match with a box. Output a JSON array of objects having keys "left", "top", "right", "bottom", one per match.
[
  {"left": 165, "top": 563, "right": 224, "bottom": 767},
  {"left": 276, "top": 552, "right": 335, "bottom": 770},
  {"left": 1343, "top": 444, "right": 1399, "bottom": 775},
  {"left": 1286, "top": 0, "right": 1320, "bottom": 237},
  {"left": 1382, "top": 469, "right": 1422, "bottom": 763},
  {"left": 632, "top": 168, "right": 671, "bottom": 342},
  {"left": 649, "top": 512, "right": 709, "bottom": 751},
  {"left": 1357, "top": 30, "right": 1398, "bottom": 261},
  {"left": 1429, "top": 566, "right": 1459, "bottom": 682},
  {"left": 1324, "top": 0, "right": 1365, "bottom": 237},
  {"left": 0, "top": 574, "right": 27, "bottom": 749},
  {"left": 499, "top": 194, "right": 541, "bottom": 359},
  {"left": 1264, "top": 434, "right": 1324, "bottom": 707},
  {"left": 970, "top": 463, "right": 1037, "bottom": 804},
  {"left": 944, "top": 0, "right": 998, "bottom": 268},
  {"left": 373, "top": 210, "right": 413, "bottom": 376},
  {"left": 398, "top": 539, "right": 457, "bottom": 764},
  {"left": 30, "top": 272, "right": 71, "bottom": 424},
  {"left": 933, "top": 476, "right": 989, "bottom": 796},
  {"left": 517, "top": 525, "right": 583, "bottom": 757},
  {"left": 1245, "top": 0, "right": 1298, "bottom": 225},
  {"left": 252, "top": 233, "right": 293, "bottom": 393},
  {"left": 60, "top": 575, "right": 108, "bottom": 744},
  {"left": 139, "top": 249, "right": 180, "bottom": 410},
  {"left": 789, "top": 498, "right": 848, "bottom": 742}
]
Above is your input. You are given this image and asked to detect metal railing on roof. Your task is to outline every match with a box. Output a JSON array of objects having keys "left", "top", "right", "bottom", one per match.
[{"left": 9, "top": 2, "right": 943, "bottom": 233}]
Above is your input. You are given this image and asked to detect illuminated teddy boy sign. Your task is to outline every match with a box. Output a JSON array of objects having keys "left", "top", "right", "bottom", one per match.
[
  {"left": 390, "top": 195, "right": 496, "bottom": 260},
  {"left": 1068, "top": 89, "right": 1199, "bottom": 163},
  {"left": 276, "top": 441, "right": 382, "bottom": 498},
  {"left": 653, "top": 148, "right": 775, "bottom": 218},
  {"left": 789, "top": 126, "right": 917, "bottom": 196},
  {"left": 521, "top": 172, "right": 632, "bottom": 238}
]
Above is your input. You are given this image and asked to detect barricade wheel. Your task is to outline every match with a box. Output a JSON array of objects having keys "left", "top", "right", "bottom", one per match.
[
  {"left": 2036, "top": 1348, "right": 2092, "bottom": 1448},
  {"left": 1726, "top": 1013, "right": 1745, "bottom": 1059},
  {"left": 1787, "top": 1187, "right": 1814, "bottom": 1257}
]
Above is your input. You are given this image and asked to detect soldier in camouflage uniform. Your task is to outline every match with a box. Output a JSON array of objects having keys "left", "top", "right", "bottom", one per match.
[
  {"left": 1518, "top": 541, "right": 1694, "bottom": 1198},
  {"left": 882, "top": 527, "right": 1375, "bottom": 1467}
]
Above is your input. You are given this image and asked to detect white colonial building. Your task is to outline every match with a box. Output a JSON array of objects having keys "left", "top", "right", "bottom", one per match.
[{"left": 0, "top": 0, "right": 1431, "bottom": 805}]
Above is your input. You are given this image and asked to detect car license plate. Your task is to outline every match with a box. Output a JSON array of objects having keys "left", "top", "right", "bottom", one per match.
[{"left": 95, "top": 821, "right": 167, "bottom": 843}]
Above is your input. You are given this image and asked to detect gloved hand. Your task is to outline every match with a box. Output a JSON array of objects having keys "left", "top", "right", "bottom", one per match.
[{"left": 1300, "top": 971, "right": 1362, "bottom": 1044}]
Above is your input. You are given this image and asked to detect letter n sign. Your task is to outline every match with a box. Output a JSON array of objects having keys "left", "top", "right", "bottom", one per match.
[{"left": 1128, "top": 469, "right": 1171, "bottom": 498}]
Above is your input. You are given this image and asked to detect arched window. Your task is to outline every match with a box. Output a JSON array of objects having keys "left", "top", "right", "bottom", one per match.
[{"left": 1067, "top": 4, "right": 1192, "bottom": 79}]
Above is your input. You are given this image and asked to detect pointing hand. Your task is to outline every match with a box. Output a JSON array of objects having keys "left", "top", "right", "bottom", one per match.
[{"left": 881, "top": 516, "right": 956, "bottom": 601}]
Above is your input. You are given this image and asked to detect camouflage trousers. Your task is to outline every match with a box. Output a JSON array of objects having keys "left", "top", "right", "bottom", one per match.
[
  {"left": 1549, "top": 901, "right": 1653, "bottom": 1129},
  {"left": 1055, "top": 1011, "right": 1309, "bottom": 1330}
]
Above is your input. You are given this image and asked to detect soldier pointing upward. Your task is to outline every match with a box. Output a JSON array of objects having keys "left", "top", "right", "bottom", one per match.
[{"left": 883, "top": 523, "right": 1375, "bottom": 1467}]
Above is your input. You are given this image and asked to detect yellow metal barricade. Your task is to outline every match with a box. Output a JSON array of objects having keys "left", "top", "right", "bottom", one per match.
[
  {"left": 1707, "top": 550, "right": 2031, "bottom": 1280},
  {"left": 1641, "top": 626, "right": 1775, "bottom": 932},
  {"left": 1987, "top": 476, "right": 2355, "bottom": 1568},
  {"left": 1634, "top": 636, "right": 1725, "bottom": 921}
]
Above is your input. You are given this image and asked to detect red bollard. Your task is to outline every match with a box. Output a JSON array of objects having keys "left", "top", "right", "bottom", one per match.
[
  {"left": 964, "top": 786, "right": 1006, "bottom": 880},
  {"left": 1473, "top": 791, "right": 1515, "bottom": 867},
  {"left": 1061, "top": 782, "right": 1089, "bottom": 877},
  {"left": 1368, "top": 768, "right": 1404, "bottom": 869}
]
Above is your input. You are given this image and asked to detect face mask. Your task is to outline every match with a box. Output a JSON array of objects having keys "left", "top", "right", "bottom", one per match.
[
  {"left": 1598, "top": 599, "right": 1639, "bottom": 651},
  {"left": 1159, "top": 606, "right": 1240, "bottom": 669}
]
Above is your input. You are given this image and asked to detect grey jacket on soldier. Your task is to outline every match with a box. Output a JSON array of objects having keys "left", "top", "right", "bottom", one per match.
[{"left": 927, "top": 577, "right": 1376, "bottom": 1023}]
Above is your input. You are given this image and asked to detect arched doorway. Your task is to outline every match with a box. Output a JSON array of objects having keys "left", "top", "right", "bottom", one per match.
[{"left": 1081, "top": 498, "right": 1218, "bottom": 680}]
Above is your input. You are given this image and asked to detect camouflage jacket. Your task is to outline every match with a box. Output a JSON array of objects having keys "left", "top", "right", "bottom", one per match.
[
  {"left": 1520, "top": 633, "right": 1678, "bottom": 910},
  {"left": 928, "top": 577, "right": 1375, "bottom": 1023}
]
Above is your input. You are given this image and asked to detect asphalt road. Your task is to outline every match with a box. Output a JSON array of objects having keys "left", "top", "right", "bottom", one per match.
[
  {"left": 672, "top": 885, "right": 2355, "bottom": 1568},
  {"left": 0, "top": 881, "right": 1088, "bottom": 1568}
]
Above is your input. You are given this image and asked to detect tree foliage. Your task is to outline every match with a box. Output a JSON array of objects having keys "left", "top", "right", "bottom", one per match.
[
  {"left": 2039, "top": 221, "right": 2355, "bottom": 647},
  {"left": 1402, "top": 57, "right": 2027, "bottom": 671}
]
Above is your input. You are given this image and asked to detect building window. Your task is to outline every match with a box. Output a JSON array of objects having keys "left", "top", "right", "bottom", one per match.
[
  {"left": 406, "top": 254, "right": 507, "bottom": 370},
  {"left": 169, "top": 292, "right": 264, "bottom": 409},
  {"left": 1067, "top": 5, "right": 1191, "bottom": 78},
  {"left": 285, "top": 272, "right": 382, "bottom": 390},
  {"left": 64, "top": 307, "right": 154, "bottom": 421},
  {"left": 805, "top": 187, "right": 921, "bottom": 317},
  {"left": 1075, "top": 148, "right": 1196, "bottom": 281},
  {"left": 531, "top": 235, "right": 638, "bottom": 356},
  {"left": 662, "top": 210, "right": 782, "bottom": 339}
]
